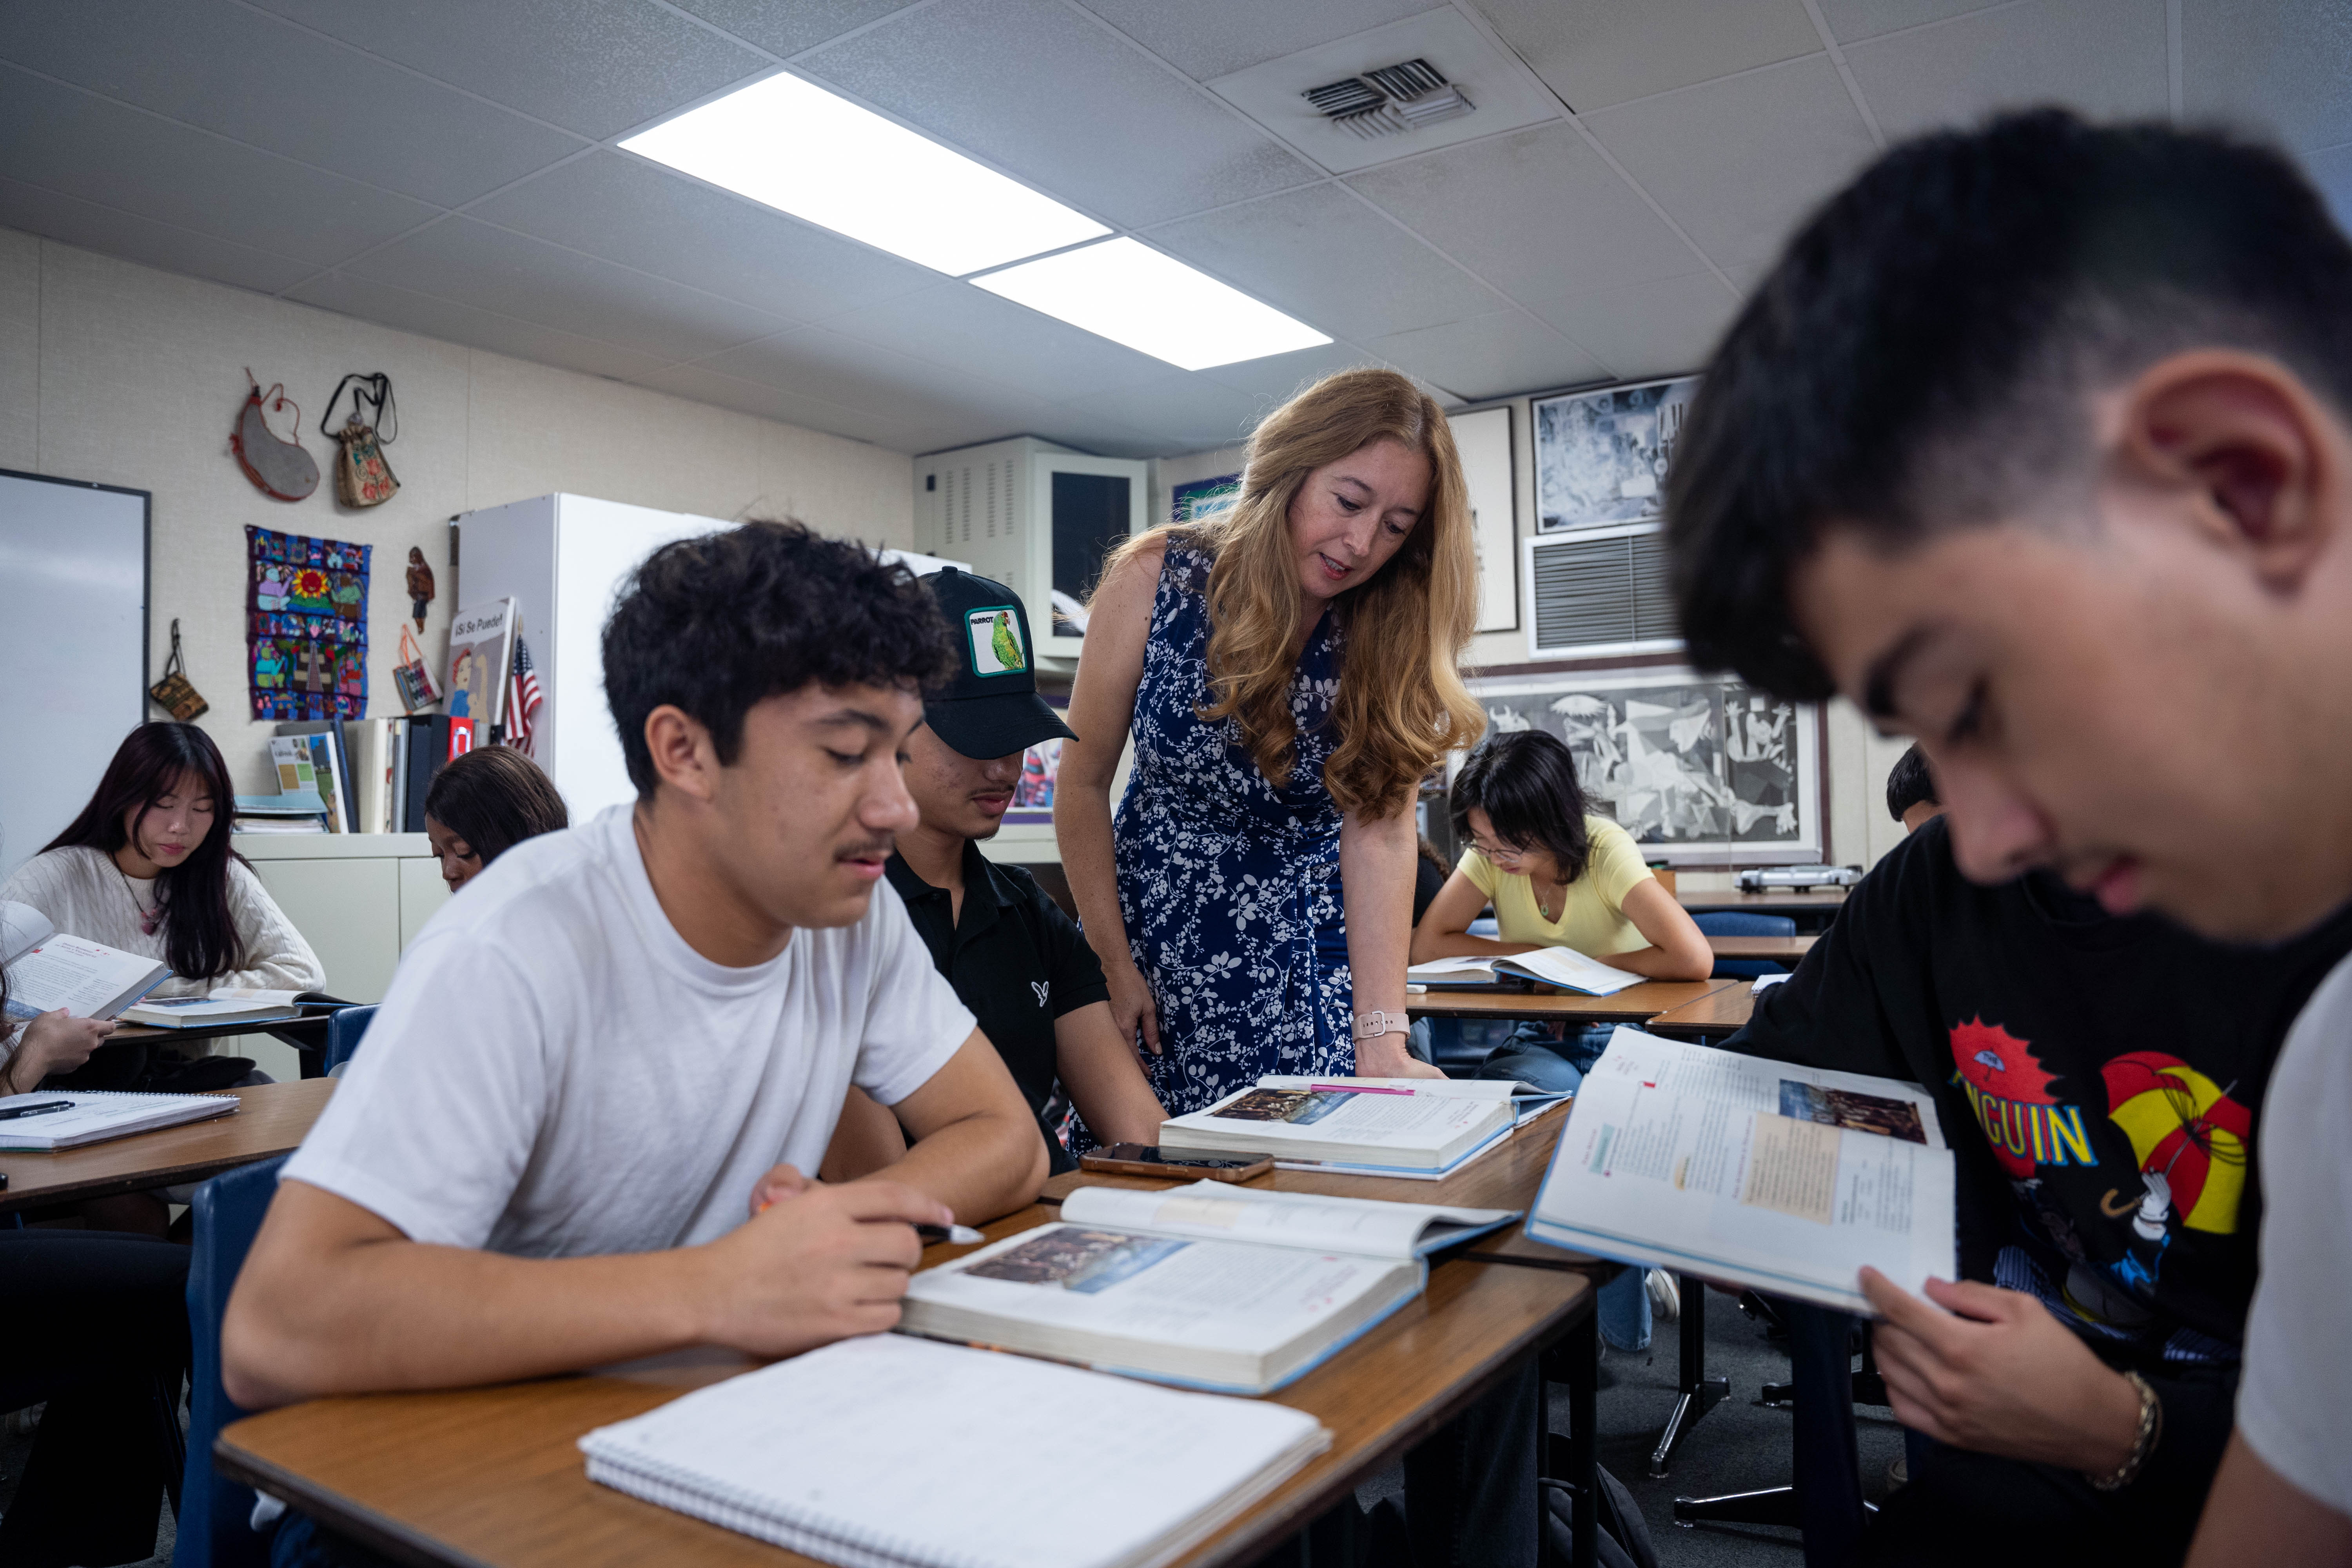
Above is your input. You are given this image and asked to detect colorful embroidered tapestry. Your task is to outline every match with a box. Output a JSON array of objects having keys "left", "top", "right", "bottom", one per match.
[{"left": 246, "top": 526, "right": 371, "bottom": 722}]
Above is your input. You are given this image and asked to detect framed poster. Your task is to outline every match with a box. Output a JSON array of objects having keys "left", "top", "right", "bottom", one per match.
[
  {"left": 1465, "top": 666, "right": 1820, "bottom": 866},
  {"left": 1450, "top": 406, "right": 1517, "bottom": 634},
  {"left": 1004, "top": 693, "right": 1072, "bottom": 826},
  {"left": 1532, "top": 374, "right": 1697, "bottom": 534}
]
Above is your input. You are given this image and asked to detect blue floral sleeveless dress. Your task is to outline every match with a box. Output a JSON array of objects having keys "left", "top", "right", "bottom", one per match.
[{"left": 1108, "top": 535, "right": 1356, "bottom": 1122}]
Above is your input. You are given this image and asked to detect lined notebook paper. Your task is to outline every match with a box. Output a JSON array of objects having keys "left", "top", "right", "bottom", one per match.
[
  {"left": 0, "top": 1089, "right": 234, "bottom": 1150},
  {"left": 579, "top": 1334, "right": 1329, "bottom": 1568}
]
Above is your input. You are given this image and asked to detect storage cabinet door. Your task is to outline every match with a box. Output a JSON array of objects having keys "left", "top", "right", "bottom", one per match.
[
  {"left": 399, "top": 857, "right": 450, "bottom": 950},
  {"left": 247, "top": 858, "right": 402, "bottom": 1003}
]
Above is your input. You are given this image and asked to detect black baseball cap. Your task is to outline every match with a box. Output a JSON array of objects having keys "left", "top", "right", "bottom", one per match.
[{"left": 920, "top": 568, "right": 1078, "bottom": 759}]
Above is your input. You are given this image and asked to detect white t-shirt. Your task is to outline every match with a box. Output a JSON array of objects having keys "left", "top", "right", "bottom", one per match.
[
  {"left": 2236, "top": 949, "right": 2352, "bottom": 1517},
  {"left": 284, "top": 806, "right": 975, "bottom": 1258}
]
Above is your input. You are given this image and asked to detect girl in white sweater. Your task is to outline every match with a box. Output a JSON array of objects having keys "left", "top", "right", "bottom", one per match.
[{"left": 0, "top": 722, "right": 323, "bottom": 1097}]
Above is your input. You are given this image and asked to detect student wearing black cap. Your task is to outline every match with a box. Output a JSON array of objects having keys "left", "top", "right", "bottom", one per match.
[{"left": 826, "top": 570, "right": 1167, "bottom": 1180}]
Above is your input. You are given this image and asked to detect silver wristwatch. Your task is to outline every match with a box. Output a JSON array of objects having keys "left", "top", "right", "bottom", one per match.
[{"left": 1351, "top": 1010, "right": 1411, "bottom": 1040}]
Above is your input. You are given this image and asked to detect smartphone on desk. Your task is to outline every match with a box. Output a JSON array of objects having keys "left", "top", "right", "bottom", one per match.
[{"left": 1078, "top": 1145, "right": 1274, "bottom": 1182}]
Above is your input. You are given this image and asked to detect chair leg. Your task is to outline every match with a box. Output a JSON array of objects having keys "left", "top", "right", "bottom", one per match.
[
  {"left": 1675, "top": 1486, "right": 1804, "bottom": 1529},
  {"left": 153, "top": 1370, "right": 186, "bottom": 1516},
  {"left": 1648, "top": 1275, "right": 1729, "bottom": 1477}
]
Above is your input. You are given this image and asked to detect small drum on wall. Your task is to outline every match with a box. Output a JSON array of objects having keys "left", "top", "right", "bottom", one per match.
[{"left": 230, "top": 369, "right": 320, "bottom": 501}]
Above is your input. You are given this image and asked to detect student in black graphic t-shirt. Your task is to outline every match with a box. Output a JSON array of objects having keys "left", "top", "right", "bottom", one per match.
[{"left": 1728, "top": 813, "right": 2352, "bottom": 1566}]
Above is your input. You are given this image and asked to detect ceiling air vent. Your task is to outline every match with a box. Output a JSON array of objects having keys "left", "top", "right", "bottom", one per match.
[{"left": 1301, "top": 59, "right": 1473, "bottom": 141}]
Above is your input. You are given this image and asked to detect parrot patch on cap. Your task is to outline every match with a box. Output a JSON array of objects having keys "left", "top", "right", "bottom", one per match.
[{"left": 967, "top": 606, "right": 1027, "bottom": 676}]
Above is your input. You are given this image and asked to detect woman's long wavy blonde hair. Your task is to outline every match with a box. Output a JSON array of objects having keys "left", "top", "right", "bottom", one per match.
[{"left": 1108, "top": 367, "right": 1485, "bottom": 817}]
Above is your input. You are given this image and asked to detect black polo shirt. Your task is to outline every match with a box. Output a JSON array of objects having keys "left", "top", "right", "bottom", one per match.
[{"left": 886, "top": 842, "right": 1112, "bottom": 1172}]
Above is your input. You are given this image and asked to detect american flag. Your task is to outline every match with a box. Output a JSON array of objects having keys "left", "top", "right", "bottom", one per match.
[{"left": 506, "top": 637, "right": 542, "bottom": 755}]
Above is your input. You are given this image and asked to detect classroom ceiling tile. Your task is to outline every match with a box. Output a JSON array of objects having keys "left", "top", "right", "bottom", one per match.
[
  {"left": 1812, "top": 0, "right": 2007, "bottom": 44},
  {"left": 629, "top": 361, "right": 891, "bottom": 446},
  {"left": 0, "top": 175, "right": 318, "bottom": 296},
  {"left": 2181, "top": 0, "right": 2352, "bottom": 153},
  {"left": 468, "top": 152, "right": 937, "bottom": 322},
  {"left": 1145, "top": 181, "right": 1503, "bottom": 343},
  {"left": 1078, "top": 0, "right": 1437, "bottom": 82},
  {"left": 1474, "top": 0, "right": 1822, "bottom": 112},
  {"left": 342, "top": 217, "right": 795, "bottom": 363},
  {"left": 1348, "top": 123, "right": 1708, "bottom": 325},
  {"left": 1532, "top": 271, "right": 1742, "bottom": 384},
  {"left": 1361, "top": 310, "right": 1604, "bottom": 403},
  {"left": 800, "top": 0, "right": 1317, "bottom": 230},
  {"left": 819, "top": 281, "right": 1174, "bottom": 403},
  {"left": 0, "top": 0, "right": 584, "bottom": 210},
  {"left": 1583, "top": 55, "right": 1878, "bottom": 271},
  {"left": 1074, "top": 372, "right": 1279, "bottom": 450},
  {"left": 0, "top": 69, "right": 440, "bottom": 268},
  {"left": 1846, "top": 0, "right": 2169, "bottom": 141},
  {"left": 698, "top": 322, "right": 1035, "bottom": 425},
  {"left": 288, "top": 270, "right": 678, "bottom": 383},
  {"left": 1191, "top": 339, "right": 1391, "bottom": 404},
  {"left": 241, "top": 0, "right": 767, "bottom": 141},
  {"left": 1205, "top": 9, "right": 1561, "bottom": 177},
  {"left": 1025, "top": 399, "right": 1164, "bottom": 458},
  {"left": 668, "top": 0, "right": 921, "bottom": 60}
]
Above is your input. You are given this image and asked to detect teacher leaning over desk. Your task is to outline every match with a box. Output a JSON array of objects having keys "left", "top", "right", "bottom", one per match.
[{"left": 1056, "top": 368, "right": 1486, "bottom": 1136}]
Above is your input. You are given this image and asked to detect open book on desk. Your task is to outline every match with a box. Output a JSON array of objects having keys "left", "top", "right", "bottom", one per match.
[
  {"left": 1406, "top": 946, "right": 1645, "bottom": 996},
  {"left": 899, "top": 1181, "right": 1517, "bottom": 1393},
  {"left": 120, "top": 987, "right": 305, "bottom": 1029},
  {"left": 1, "top": 902, "right": 169, "bottom": 1022},
  {"left": 1160, "top": 1076, "right": 1568, "bottom": 1176},
  {"left": 1525, "top": 1028, "right": 1955, "bottom": 1314},
  {"left": 581, "top": 1333, "right": 1330, "bottom": 1568}
]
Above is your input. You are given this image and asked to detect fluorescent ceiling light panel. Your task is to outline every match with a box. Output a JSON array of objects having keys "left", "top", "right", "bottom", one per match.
[
  {"left": 621, "top": 74, "right": 1107, "bottom": 276},
  {"left": 973, "top": 239, "right": 1330, "bottom": 370}
]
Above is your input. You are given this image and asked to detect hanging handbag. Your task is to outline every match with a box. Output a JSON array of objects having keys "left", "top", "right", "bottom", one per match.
[
  {"left": 392, "top": 624, "right": 440, "bottom": 712},
  {"left": 148, "top": 618, "right": 209, "bottom": 721},
  {"left": 230, "top": 369, "right": 319, "bottom": 501},
  {"left": 322, "top": 372, "right": 401, "bottom": 508}
]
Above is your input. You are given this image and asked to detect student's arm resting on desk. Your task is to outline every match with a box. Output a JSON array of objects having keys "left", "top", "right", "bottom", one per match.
[
  {"left": 1407, "top": 867, "right": 1712, "bottom": 980},
  {"left": 217, "top": 859, "right": 328, "bottom": 992},
  {"left": 1410, "top": 869, "right": 1526, "bottom": 962},
  {"left": 1056, "top": 537, "right": 1162, "bottom": 1054}
]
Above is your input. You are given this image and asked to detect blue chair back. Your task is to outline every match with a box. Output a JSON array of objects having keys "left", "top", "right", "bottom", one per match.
[
  {"left": 1693, "top": 909, "right": 1799, "bottom": 980},
  {"left": 174, "top": 1154, "right": 290, "bottom": 1568},
  {"left": 324, "top": 1004, "right": 378, "bottom": 1074}
]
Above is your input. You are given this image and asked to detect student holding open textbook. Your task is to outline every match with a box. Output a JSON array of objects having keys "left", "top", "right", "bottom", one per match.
[
  {"left": 1663, "top": 111, "right": 2352, "bottom": 1566},
  {"left": 224, "top": 524, "right": 1046, "bottom": 1544}
]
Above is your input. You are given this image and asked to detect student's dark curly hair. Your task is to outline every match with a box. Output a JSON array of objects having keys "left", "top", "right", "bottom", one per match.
[
  {"left": 603, "top": 521, "right": 955, "bottom": 797},
  {"left": 1448, "top": 730, "right": 1593, "bottom": 886}
]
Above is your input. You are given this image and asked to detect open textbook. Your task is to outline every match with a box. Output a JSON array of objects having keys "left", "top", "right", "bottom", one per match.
[
  {"left": 1159, "top": 1076, "right": 1565, "bottom": 1175},
  {"left": 1526, "top": 1028, "right": 1955, "bottom": 1314},
  {"left": 1, "top": 902, "right": 170, "bottom": 1022},
  {"left": 580, "top": 1334, "right": 1330, "bottom": 1568},
  {"left": 120, "top": 987, "right": 305, "bottom": 1029},
  {"left": 898, "top": 1181, "right": 1517, "bottom": 1392},
  {"left": 1405, "top": 946, "right": 1644, "bottom": 996}
]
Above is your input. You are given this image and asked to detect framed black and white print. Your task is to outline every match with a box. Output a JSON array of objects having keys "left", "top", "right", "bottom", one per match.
[{"left": 1532, "top": 375, "right": 1698, "bottom": 534}]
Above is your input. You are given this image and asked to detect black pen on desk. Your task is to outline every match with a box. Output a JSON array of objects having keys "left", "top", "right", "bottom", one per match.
[
  {"left": 918, "top": 1223, "right": 985, "bottom": 1246},
  {"left": 0, "top": 1100, "right": 72, "bottom": 1122}
]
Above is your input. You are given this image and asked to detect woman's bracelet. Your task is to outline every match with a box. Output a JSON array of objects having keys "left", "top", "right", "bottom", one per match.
[{"left": 2085, "top": 1370, "right": 2161, "bottom": 1491}]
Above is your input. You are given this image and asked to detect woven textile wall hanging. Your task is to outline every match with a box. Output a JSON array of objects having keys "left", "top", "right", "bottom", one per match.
[{"left": 246, "top": 525, "right": 371, "bottom": 722}]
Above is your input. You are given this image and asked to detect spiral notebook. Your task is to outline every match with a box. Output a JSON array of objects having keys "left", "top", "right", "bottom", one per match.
[
  {"left": 0, "top": 1089, "right": 236, "bottom": 1151},
  {"left": 580, "top": 1334, "right": 1328, "bottom": 1568}
]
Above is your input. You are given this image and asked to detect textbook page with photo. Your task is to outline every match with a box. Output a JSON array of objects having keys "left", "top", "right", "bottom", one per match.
[
  {"left": 1159, "top": 1076, "right": 1566, "bottom": 1176},
  {"left": 1527, "top": 1028, "right": 1955, "bottom": 1314},
  {"left": 1, "top": 902, "right": 170, "bottom": 1022},
  {"left": 580, "top": 1334, "right": 1330, "bottom": 1568},
  {"left": 899, "top": 1181, "right": 1517, "bottom": 1393}
]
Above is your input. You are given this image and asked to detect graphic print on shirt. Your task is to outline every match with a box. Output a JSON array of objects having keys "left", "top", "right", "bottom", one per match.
[
  {"left": 1947, "top": 1018, "right": 2096, "bottom": 1178},
  {"left": 1032, "top": 980, "right": 1050, "bottom": 1008},
  {"left": 2100, "top": 1053, "right": 2251, "bottom": 1237}
]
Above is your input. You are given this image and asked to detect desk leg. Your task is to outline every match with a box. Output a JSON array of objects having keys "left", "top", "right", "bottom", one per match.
[
  {"left": 1557, "top": 1310, "right": 1597, "bottom": 1568},
  {"left": 1648, "top": 1275, "right": 1728, "bottom": 1478}
]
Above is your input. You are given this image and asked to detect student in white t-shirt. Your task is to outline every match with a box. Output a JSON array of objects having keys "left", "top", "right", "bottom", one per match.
[
  {"left": 1662, "top": 114, "right": 2352, "bottom": 1564},
  {"left": 223, "top": 521, "right": 1048, "bottom": 1411}
]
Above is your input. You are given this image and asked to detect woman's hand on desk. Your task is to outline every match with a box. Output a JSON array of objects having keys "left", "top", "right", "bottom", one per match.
[
  {"left": 1, "top": 1009, "right": 115, "bottom": 1092},
  {"left": 1107, "top": 961, "right": 1162, "bottom": 1058},
  {"left": 1354, "top": 1037, "right": 1445, "bottom": 1080}
]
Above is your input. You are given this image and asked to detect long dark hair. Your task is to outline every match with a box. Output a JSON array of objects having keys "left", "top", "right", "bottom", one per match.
[
  {"left": 1448, "top": 729, "right": 1594, "bottom": 885},
  {"left": 425, "top": 746, "right": 568, "bottom": 867},
  {"left": 43, "top": 722, "right": 249, "bottom": 980}
]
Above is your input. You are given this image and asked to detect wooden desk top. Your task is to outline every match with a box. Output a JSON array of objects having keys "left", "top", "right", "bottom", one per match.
[
  {"left": 216, "top": 1242, "right": 1591, "bottom": 1568},
  {"left": 1406, "top": 977, "right": 1734, "bottom": 1022},
  {"left": 0, "top": 1078, "right": 332, "bottom": 1211},
  {"left": 1642, "top": 984, "right": 1759, "bottom": 1038},
  {"left": 1677, "top": 887, "right": 1849, "bottom": 913},
  {"left": 1704, "top": 934, "right": 1815, "bottom": 960}
]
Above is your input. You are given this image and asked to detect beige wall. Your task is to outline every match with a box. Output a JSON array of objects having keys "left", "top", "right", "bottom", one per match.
[{"left": 0, "top": 228, "right": 913, "bottom": 793}]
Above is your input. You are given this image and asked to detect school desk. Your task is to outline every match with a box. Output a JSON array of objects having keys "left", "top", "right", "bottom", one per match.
[
  {"left": 1703, "top": 934, "right": 1816, "bottom": 962},
  {"left": 99, "top": 1006, "right": 340, "bottom": 1076},
  {"left": 1676, "top": 887, "right": 1847, "bottom": 933},
  {"left": 1640, "top": 985, "right": 1760, "bottom": 1040},
  {"left": 213, "top": 1218, "right": 1604, "bottom": 1568},
  {"left": 0, "top": 1078, "right": 333, "bottom": 1213},
  {"left": 1405, "top": 977, "right": 1737, "bottom": 1023}
]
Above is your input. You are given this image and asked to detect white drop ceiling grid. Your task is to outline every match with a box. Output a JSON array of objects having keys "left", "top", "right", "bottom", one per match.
[{"left": 0, "top": 0, "right": 2345, "bottom": 459}]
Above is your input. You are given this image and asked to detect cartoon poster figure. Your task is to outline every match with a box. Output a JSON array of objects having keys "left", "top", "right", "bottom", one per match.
[{"left": 448, "top": 648, "right": 475, "bottom": 718}]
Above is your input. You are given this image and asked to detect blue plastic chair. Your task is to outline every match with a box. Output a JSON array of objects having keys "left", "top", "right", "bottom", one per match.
[
  {"left": 174, "top": 1154, "right": 291, "bottom": 1568},
  {"left": 323, "top": 1004, "right": 377, "bottom": 1076},
  {"left": 1693, "top": 909, "right": 1798, "bottom": 980}
]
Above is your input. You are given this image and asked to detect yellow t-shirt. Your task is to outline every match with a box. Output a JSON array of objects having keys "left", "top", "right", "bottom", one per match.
[{"left": 1457, "top": 815, "right": 1655, "bottom": 956}]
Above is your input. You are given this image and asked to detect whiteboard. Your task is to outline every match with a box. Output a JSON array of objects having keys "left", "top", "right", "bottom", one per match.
[{"left": 0, "top": 470, "right": 149, "bottom": 878}]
